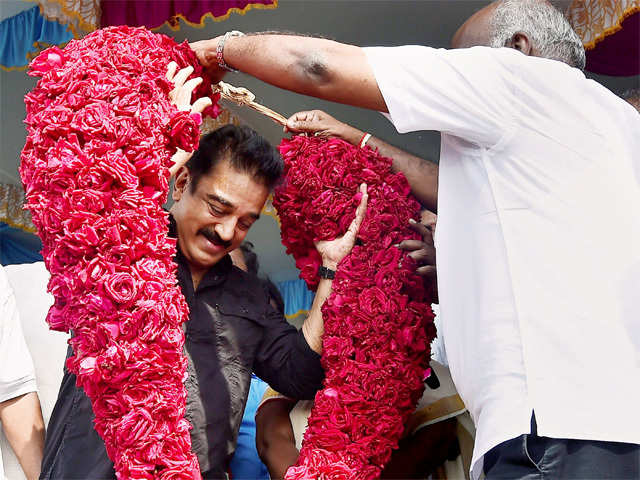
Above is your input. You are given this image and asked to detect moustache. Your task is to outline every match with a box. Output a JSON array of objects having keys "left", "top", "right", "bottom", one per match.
[{"left": 200, "top": 228, "right": 232, "bottom": 249}]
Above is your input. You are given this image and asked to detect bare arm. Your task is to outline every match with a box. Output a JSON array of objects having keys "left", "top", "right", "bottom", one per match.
[
  {"left": 0, "top": 392, "right": 45, "bottom": 480},
  {"left": 255, "top": 399, "right": 299, "bottom": 479},
  {"left": 302, "top": 184, "right": 368, "bottom": 353},
  {"left": 286, "top": 110, "right": 438, "bottom": 211},
  {"left": 190, "top": 34, "right": 388, "bottom": 112}
]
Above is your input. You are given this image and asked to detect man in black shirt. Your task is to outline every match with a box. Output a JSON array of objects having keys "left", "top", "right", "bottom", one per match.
[{"left": 40, "top": 123, "right": 368, "bottom": 479}]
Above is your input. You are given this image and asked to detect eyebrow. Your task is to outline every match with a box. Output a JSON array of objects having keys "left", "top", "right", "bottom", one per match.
[
  {"left": 207, "top": 193, "right": 234, "bottom": 208},
  {"left": 207, "top": 193, "right": 261, "bottom": 220}
]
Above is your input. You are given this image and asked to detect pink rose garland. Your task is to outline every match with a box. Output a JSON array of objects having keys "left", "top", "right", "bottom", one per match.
[
  {"left": 20, "top": 26, "right": 220, "bottom": 479},
  {"left": 273, "top": 136, "right": 437, "bottom": 479}
]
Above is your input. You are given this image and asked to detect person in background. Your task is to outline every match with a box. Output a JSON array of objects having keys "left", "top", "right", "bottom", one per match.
[
  {"left": 1, "top": 261, "right": 67, "bottom": 480},
  {"left": 0, "top": 265, "right": 45, "bottom": 480},
  {"left": 191, "top": 0, "right": 640, "bottom": 477}
]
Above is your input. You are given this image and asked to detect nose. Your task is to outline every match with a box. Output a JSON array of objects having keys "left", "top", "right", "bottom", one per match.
[{"left": 215, "top": 217, "right": 236, "bottom": 243}]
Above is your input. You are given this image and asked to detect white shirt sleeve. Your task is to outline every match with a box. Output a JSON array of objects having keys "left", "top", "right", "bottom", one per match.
[
  {"left": 364, "top": 45, "right": 519, "bottom": 147},
  {"left": 0, "top": 266, "right": 37, "bottom": 403}
]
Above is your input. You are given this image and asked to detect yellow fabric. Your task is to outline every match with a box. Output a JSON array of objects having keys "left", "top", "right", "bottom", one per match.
[
  {"left": 256, "top": 386, "right": 293, "bottom": 413},
  {"left": 0, "top": 183, "right": 35, "bottom": 233},
  {"left": 567, "top": 0, "right": 640, "bottom": 49},
  {"left": 33, "top": 0, "right": 100, "bottom": 38},
  {"left": 405, "top": 393, "right": 467, "bottom": 436}
]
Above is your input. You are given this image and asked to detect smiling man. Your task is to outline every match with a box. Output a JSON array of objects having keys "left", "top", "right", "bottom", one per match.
[
  {"left": 41, "top": 123, "right": 368, "bottom": 480},
  {"left": 170, "top": 126, "right": 278, "bottom": 288}
]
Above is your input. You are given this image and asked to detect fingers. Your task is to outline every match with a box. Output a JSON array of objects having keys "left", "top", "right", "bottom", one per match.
[
  {"left": 344, "top": 183, "right": 368, "bottom": 241},
  {"left": 416, "top": 265, "right": 437, "bottom": 278},
  {"left": 172, "top": 65, "right": 194, "bottom": 89},
  {"left": 420, "top": 210, "right": 437, "bottom": 229},
  {"left": 397, "top": 239, "right": 426, "bottom": 251},
  {"left": 407, "top": 245, "right": 435, "bottom": 265},
  {"left": 408, "top": 218, "right": 432, "bottom": 238},
  {"left": 285, "top": 110, "right": 326, "bottom": 134},
  {"left": 173, "top": 77, "right": 203, "bottom": 109},
  {"left": 191, "top": 97, "right": 213, "bottom": 114},
  {"left": 166, "top": 61, "right": 178, "bottom": 81}
]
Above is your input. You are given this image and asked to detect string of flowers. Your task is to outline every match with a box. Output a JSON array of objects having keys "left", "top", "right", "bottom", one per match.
[
  {"left": 20, "top": 26, "right": 220, "bottom": 479},
  {"left": 273, "top": 136, "right": 437, "bottom": 479}
]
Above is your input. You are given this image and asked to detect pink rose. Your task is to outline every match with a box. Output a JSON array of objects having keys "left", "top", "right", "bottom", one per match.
[
  {"left": 104, "top": 272, "right": 137, "bottom": 304},
  {"left": 28, "top": 46, "right": 65, "bottom": 77}
]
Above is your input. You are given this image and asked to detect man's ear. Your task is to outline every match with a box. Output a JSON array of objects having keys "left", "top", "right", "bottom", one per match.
[
  {"left": 172, "top": 166, "right": 191, "bottom": 202},
  {"left": 506, "top": 32, "right": 533, "bottom": 56}
]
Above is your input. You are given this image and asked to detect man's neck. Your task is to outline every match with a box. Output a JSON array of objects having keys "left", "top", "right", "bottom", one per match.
[{"left": 190, "top": 267, "right": 207, "bottom": 290}]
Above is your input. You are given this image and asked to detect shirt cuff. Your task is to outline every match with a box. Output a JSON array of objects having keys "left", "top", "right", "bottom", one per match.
[{"left": 295, "top": 328, "right": 321, "bottom": 361}]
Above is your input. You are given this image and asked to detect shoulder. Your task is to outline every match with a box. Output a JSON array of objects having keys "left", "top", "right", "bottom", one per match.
[{"left": 221, "top": 267, "right": 272, "bottom": 316}]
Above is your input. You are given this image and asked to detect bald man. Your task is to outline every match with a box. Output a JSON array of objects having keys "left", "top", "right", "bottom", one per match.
[{"left": 191, "top": 1, "right": 640, "bottom": 478}]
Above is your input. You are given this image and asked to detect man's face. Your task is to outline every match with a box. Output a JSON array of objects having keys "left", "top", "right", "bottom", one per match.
[{"left": 170, "top": 159, "right": 269, "bottom": 274}]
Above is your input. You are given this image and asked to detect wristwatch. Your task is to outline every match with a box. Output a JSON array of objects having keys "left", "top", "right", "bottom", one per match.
[{"left": 318, "top": 265, "right": 336, "bottom": 280}]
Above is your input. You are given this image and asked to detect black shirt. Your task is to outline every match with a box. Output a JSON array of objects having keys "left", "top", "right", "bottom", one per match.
[{"left": 40, "top": 217, "right": 324, "bottom": 479}]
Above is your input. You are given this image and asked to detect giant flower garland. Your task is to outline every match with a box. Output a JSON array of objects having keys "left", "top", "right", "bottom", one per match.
[
  {"left": 273, "top": 136, "right": 437, "bottom": 479},
  {"left": 20, "top": 26, "right": 220, "bottom": 479}
]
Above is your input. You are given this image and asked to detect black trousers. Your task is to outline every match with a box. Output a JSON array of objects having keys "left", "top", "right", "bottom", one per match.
[{"left": 484, "top": 415, "right": 640, "bottom": 479}]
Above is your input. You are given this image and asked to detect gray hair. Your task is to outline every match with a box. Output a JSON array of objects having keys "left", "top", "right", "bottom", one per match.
[{"left": 489, "top": 0, "right": 586, "bottom": 70}]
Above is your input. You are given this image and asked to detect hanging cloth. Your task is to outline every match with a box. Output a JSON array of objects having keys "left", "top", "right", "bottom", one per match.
[
  {"left": 0, "top": 5, "right": 73, "bottom": 70},
  {"left": 101, "top": 0, "right": 277, "bottom": 31}
]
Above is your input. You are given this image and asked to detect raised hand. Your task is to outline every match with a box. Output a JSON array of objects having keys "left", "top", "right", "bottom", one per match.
[
  {"left": 398, "top": 210, "right": 437, "bottom": 278},
  {"left": 166, "top": 62, "right": 212, "bottom": 115},
  {"left": 285, "top": 110, "right": 364, "bottom": 145},
  {"left": 166, "top": 62, "right": 212, "bottom": 177},
  {"left": 315, "top": 184, "right": 368, "bottom": 270},
  {"left": 189, "top": 38, "right": 228, "bottom": 83}
]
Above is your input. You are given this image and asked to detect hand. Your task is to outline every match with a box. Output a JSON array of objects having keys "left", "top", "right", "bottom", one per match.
[
  {"left": 285, "top": 110, "right": 364, "bottom": 146},
  {"left": 166, "top": 62, "right": 212, "bottom": 115},
  {"left": 315, "top": 184, "right": 368, "bottom": 270},
  {"left": 189, "top": 38, "right": 228, "bottom": 83},
  {"left": 166, "top": 63, "right": 212, "bottom": 177},
  {"left": 398, "top": 210, "right": 437, "bottom": 278}
]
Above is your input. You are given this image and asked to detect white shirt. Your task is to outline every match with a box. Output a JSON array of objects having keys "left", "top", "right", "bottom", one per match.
[
  {"left": 0, "top": 263, "right": 66, "bottom": 480},
  {"left": 365, "top": 45, "right": 640, "bottom": 478},
  {"left": 0, "top": 266, "right": 38, "bottom": 479}
]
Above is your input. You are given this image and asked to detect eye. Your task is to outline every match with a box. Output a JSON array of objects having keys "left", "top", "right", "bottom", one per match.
[
  {"left": 207, "top": 202, "right": 223, "bottom": 216},
  {"left": 237, "top": 220, "right": 252, "bottom": 231}
]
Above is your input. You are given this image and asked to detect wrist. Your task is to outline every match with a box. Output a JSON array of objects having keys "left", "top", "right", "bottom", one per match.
[
  {"left": 338, "top": 125, "right": 364, "bottom": 146},
  {"left": 321, "top": 260, "right": 338, "bottom": 271},
  {"left": 217, "top": 31, "right": 244, "bottom": 72}
]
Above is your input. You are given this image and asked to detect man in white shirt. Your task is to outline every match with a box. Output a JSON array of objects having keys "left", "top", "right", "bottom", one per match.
[
  {"left": 0, "top": 265, "right": 45, "bottom": 480},
  {"left": 191, "top": 0, "right": 640, "bottom": 478}
]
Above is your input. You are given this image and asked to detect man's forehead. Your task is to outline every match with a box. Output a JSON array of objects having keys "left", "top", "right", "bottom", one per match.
[{"left": 195, "top": 163, "right": 267, "bottom": 218}]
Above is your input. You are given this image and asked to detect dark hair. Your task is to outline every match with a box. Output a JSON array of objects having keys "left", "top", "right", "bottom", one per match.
[
  {"left": 239, "top": 241, "right": 259, "bottom": 276},
  {"left": 186, "top": 124, "right": 283, "bottom": 192}
]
